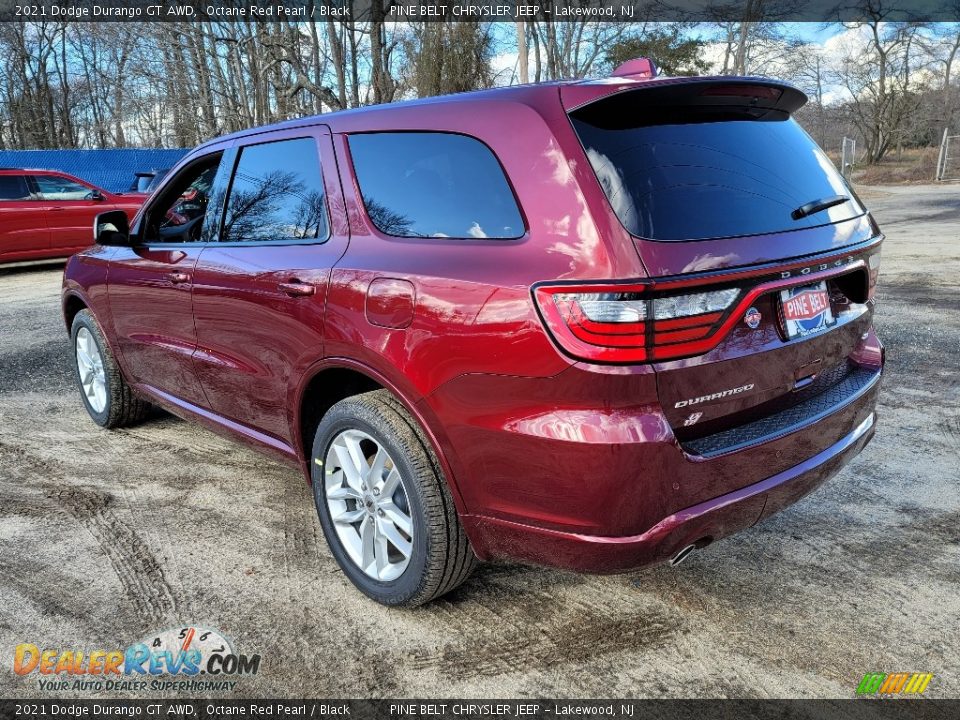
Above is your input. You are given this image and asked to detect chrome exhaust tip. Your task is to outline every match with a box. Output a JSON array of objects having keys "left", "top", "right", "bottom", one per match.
[{"left": 669, "top": 544, "right": 697, "bottom": 567}]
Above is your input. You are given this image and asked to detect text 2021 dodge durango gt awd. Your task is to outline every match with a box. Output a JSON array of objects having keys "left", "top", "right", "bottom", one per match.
[{"left": 63, "top": 61, "right": 884, "bottom": 606}]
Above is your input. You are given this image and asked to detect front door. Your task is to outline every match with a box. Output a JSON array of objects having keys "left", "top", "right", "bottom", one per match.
[
  {"left": 32, "top": 173, "right": 109, "bottom": 254},
  {"left": 107, "top": 148, "right": 232, "bottom": 406},
  {"left": 191, "top": 128, "right": 348, "bottom": 443}
]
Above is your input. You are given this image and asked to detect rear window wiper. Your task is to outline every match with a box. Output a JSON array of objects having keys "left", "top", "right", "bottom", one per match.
[{"left": 791, "top": 195, "right": 850, "bottom": 220}]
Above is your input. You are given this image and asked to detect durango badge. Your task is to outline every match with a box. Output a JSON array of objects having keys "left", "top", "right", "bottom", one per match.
[
  {"left": 675, "top": 384, "right": 755, "bottom": 409},
  {"left": 744, "top": 306, "right": 762, "bottom": 329}
]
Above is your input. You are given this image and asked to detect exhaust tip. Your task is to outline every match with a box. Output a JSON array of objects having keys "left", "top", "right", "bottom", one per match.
[
  {"left": 669, "top": 544, "right": 697, "bottom": 567},
  {"left": 669, "top": 537, "right": 712, "bottom": 567}
]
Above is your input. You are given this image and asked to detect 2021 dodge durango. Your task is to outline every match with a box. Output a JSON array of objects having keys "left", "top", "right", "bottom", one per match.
[
  {"left": 0, "top": 169, "right": 144, "bottom": 265},
  {"left": 62, "top": 63, "right": 884, "bottom": 606}
]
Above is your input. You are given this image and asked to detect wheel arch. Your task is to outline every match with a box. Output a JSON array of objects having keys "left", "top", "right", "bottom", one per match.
[
  {"left": 291, "top": 358, "right": 468, "bottom": 514},
  {"left": 62, "top": 291, "right": 89, "bottom": 334}
]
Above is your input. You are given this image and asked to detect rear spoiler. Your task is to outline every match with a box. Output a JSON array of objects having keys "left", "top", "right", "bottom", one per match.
[{"left": 560, "top": 76, "right": 807, "bottom": 119}]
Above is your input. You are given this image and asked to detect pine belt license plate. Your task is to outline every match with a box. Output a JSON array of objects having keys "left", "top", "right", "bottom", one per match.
[{"left": 780, "top": 281, "right": 834, "bottom": 339}]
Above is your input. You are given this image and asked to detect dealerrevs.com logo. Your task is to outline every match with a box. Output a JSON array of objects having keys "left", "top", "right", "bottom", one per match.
[{"left": 13, "top": 626, "right": 260, "bottom": 693}]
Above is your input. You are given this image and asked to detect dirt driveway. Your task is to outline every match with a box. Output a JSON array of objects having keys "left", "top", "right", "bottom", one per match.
[{"left": 1, "top": 185, "right": 957, "bottom": 699}]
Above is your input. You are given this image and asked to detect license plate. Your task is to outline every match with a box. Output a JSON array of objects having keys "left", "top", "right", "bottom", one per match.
[{"left": 780, "top": 281, "right": 834, "bottom": 339}]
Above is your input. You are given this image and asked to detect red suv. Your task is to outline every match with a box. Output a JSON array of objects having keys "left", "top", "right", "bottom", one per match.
[
  {"left": 0, "top": 169, "right": 143, "bottom": 265},
  {"left": 63, "top": 65, "right": 884, "bottom": 606}
]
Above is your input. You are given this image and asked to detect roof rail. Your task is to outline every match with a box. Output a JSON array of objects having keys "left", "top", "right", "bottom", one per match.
[{"left": 611, "top": 57, "right": 658, "bottom": 79}]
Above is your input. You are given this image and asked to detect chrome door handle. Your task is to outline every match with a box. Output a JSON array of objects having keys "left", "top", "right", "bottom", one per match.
[
  {"left": 278, "top": 281, "right": 316, "bottom": 297},
  {"left": 167, "top": 272, "right": 191, "bottom": 284}
]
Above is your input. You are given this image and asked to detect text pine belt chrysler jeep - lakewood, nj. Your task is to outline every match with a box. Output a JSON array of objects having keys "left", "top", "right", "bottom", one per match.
[{"left": 63, "top": 58, "right": 884, "bottom": 606}]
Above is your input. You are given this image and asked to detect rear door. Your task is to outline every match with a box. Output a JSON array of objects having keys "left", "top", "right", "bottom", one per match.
[
  {"left": 190, "top": 127, "right": 348, "bottom": 443},
  {"left": 0, "top": 174, "right": 50, "bottom": 261}
]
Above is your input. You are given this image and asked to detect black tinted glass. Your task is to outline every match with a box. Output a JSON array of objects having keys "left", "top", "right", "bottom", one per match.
[
  {"left": 571, "top": 112, "right": 864, "bottom": 241},
  {"left": 0, "top": 175, "right": 30, "bottom": 200},
  {"left": 151, "top": 157, "right": 222, "bottom": 244},
  {"left": 349, "top": 132, "right": 523, "bottom": 239},
  {"left": 222, "top": 138, "right": 328, "bottom": 243}
]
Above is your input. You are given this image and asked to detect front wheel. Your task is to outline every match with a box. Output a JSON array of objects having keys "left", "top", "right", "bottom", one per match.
[
  {"left": 311, "top": 390, "right": 475, "bottom": 606},
  {"left": 71, "top": 309, "right": 150, "bottom": 428}
]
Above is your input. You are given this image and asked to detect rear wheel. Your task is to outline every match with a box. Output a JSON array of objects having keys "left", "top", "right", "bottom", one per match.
[
  {"left": 71, "top": 309, "right": 150, "bottom": 428},
  {"left": 311, "top": 390, "right": 475, "bottom": 606}
]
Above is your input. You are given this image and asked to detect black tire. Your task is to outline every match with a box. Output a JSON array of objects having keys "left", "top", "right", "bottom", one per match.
[
  {"left": 311, "top": 390, "right": 476, "bottom": 606},
  {"left": 71, "top": 309, "right": 150, "bottom": 429}
]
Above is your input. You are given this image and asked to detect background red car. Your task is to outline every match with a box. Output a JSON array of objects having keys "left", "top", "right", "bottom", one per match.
[{"left": 0, "top": 168, "right": 144, "bottom": 265}]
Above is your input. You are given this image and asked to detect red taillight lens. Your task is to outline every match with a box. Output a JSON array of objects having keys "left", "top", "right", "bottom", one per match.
[
  {"left": 547, "top": 291, "right": 648, "bottom": 362},
  {"left": 535, "top": 285, "right": 740, "bottom": 364}
]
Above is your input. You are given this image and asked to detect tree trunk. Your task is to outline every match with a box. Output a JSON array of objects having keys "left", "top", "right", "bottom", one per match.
[{"left": 516, "top": 21, "right": 528, "bottom": 84}]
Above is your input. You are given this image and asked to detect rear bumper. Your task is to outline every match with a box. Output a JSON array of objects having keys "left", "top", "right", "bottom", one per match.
[{"left": 463, "top": 411, "right": 876, "bottom": 573}]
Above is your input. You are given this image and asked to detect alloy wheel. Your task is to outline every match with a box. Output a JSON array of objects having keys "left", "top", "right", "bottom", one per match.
[
  {"left": 76, "top": 327, "right": 107, "bottom": 414},
  {"left": 323, "top": 429, "right": 414, "bottom": 581}
]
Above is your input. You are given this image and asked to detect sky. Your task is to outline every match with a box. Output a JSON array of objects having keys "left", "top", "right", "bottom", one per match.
[
  {"left": 490, "top": 22, "right": 954, "bottom": 106},
  {"left": 489, "top": 22, "right": 851, "bottom": 84}
]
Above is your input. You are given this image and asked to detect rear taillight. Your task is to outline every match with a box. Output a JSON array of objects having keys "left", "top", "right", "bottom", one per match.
[{"left": 535, "top": 284, "right": 741, "bottom": 363}]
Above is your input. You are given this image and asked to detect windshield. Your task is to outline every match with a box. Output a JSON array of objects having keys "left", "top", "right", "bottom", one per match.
[{"left": 571, "top": 109, "right": 864, "bottom": 242}]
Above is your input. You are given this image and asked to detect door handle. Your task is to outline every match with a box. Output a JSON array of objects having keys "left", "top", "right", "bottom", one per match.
[
  {"left": 278, "top": 281, "right": 316, "bottom": 297},
  {"left": 167, "top": 272, "right": 191, "bottom": 284},
  {"left": 49, "top": 206, "right": 64, "bottom": 211}
]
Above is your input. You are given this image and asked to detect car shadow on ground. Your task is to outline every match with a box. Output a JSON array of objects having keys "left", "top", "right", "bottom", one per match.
[{"left": 0, "top": 259, "right": 67, "bottom": 276}]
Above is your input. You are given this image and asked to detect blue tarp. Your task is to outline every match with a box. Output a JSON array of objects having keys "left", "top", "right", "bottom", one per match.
[{"left": 0, "top": 148, "right": 190, "bottom": 193}]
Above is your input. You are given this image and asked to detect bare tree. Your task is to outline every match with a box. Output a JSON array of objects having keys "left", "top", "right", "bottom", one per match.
[
  {"left": 527, "top": 16, "right": 630, "bottom": 80},
  {"left": 401, "top": 21, "right": 494, "bottom": 98},
  {"left": 0, "top": 14, "right": 956, "bottom": 169},
  {"left": 838, "top": 12, "right": 926, "bottom": 163}
]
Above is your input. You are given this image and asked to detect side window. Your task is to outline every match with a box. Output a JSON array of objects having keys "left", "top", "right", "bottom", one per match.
[
  {"left": 34, "top": 175, "right": 93, "bottom": 200},
  {"left": 145, "top": 152, "right": 224, "bottom": 244},
  {"left": 0, "top": 175, "right": 31, "bottom": 201},
  {"left": 348, "top": 132, "right": 523, "bottom": 239},
  {"left": 220, "top": 137, "right": 328, "bottom": 243}
]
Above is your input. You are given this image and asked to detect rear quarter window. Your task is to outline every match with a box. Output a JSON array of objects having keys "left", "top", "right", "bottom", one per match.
[
  {"left": 571, "top": 109, "right": 864, "bottom": 242},
  {"left": 348, "top": 132, "right": 523, "bottom": 239}
]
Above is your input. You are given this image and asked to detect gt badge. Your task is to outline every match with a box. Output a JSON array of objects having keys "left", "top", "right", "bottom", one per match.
[{"left": 744, "top": 306, "right": 762, "bottom": 329}]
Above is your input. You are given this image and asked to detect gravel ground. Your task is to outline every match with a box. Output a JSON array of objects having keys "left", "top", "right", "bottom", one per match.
[{"left": 0, "top": 185, "right": 957, "bottom": 699}]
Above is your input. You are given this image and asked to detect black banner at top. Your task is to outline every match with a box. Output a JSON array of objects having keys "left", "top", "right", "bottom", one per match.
[{"left": 1, "top": 0, "right": 959, "bottom": 23}]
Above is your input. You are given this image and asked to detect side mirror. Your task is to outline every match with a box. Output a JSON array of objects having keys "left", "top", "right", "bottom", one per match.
[
  {"left": 93, "top": 210, "right": 130, "bottom": 246},
  {"left": 88, "top": 189, "right": 105, "bottom": 201}
]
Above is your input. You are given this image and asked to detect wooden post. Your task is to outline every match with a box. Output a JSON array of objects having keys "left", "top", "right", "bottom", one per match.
[{"left": 936, "top": 127, "right": 949, "bottom": 181}]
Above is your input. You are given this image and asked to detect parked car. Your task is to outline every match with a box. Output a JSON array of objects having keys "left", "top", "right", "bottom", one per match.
[
  {"left": 0, "top": 169, "right": 144, "bottom": 265},
  {"left": 129, "top": 172, "right": 155, "bottom": 194},
  {"left": 62, "top": 60, "right": 884, "bottom": 606},
  {"left": 128, "top": 168, "right": 171, "bottom": 195}
]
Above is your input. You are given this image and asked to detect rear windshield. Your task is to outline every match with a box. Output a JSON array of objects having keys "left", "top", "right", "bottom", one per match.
[{"left": 571, "top": 107, "right": 864, "bottom": 242}]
